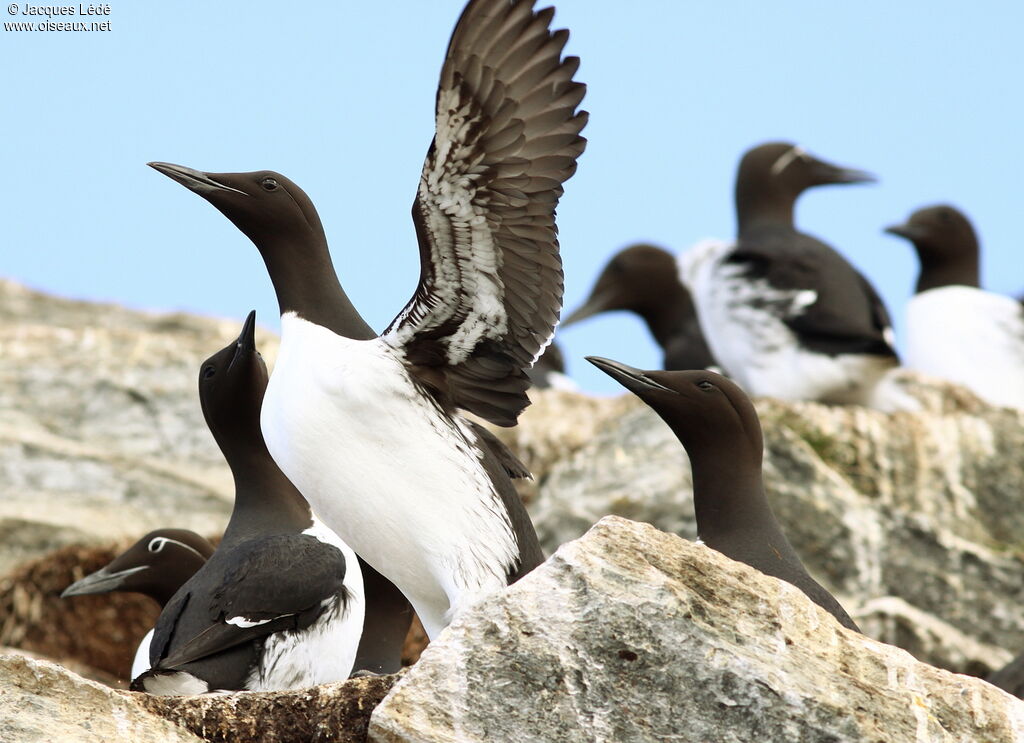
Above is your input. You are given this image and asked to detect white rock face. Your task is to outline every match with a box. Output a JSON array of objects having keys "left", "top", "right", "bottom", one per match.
[
  {"left": 0, "top": 652, "right": 203, "bottom": 743},
  {"left": 507, "top": 377, "right": 1024, "bottom": 677},
  {"left": 370, "top": 517, "right": 1024, "bottom": 743},
  {"left": 0, "top": 279, "right": 281, "bottom": 574}
]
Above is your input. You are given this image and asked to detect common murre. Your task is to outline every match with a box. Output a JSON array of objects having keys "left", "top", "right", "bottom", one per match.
[
  {"left": 588, "top": 356, "right": 861, "bottom": 632},
  {"left": 147, "top": 0, "right": 583, "bottom": 644},
  {"left": 678, "top": 142, "right": 898, "bottom": 407},
  {"left": 132, "top": 313, "right": 365, "bottom": 693},
  {"left": 61, "top": 529, "right": 215, "bottom": 679},
  {"left": 885, "top": 204, "right": 1024, "bottom": 409}
]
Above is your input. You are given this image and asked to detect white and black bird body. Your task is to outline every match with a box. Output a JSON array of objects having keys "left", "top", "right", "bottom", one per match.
[
  {"left": 563, "top": 244, "right": 717, "bottom": 371},
  {"left": 886, "top": 204, "right": 1024, "bottom": 409},
  {"left": 680, "top": 143, "right": 897, "bottom": 405},
  {"left": 588, "top": 357, "right": 860, "bottom": 633},
  {"left": 132, "top": 313, "right": 365, "bottom": 694},
  {"left": 61, "top": 529, "right": 215, "bottom": 680},
  {"left": 148, "top": 0, "right": 585, "bottom": 639}
]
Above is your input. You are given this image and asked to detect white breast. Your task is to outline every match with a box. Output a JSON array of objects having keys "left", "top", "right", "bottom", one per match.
[
  {"left": 130, "top": 628, "right": 154, "bottom": 680},
  {"left": 679, "top": 239, "right": 894, "bottom": 406},
  {"left": 906, "top": 286, "right": 1024, "bottom": 409},
  {"left": 261, "top": 314, "right": 519, "bottom": 639}
]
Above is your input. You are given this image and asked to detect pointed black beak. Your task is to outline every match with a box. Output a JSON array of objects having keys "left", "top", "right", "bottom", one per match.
[
  {"left": 810, "top": 159, "right": 877, "bottom": 186},
  {"left": 228, "top": 310, "right": 257, "bottom": 371},
  {"left": 562, "top": 288, "right": 619, "bottom": 328},
  {"left": 60, "top": 565, "right": 148, "bottom": 598},
  {"left": 238, "top": 310, "right": 257, "bottom": 352},
  {"left": 148, "top": 162, "right": 249, "bottom": 197},
  {"left": 883, "top": 222, "right": 922, "bottom": 241},
  {"left": 586, "top": 356, "right": 676, "bottom": 395}
]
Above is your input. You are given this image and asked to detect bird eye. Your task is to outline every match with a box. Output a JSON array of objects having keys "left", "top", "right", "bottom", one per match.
[
  {"left": 148, "top": 538, "right": 166, "bottom": 553},
  {"left": 261, "top": 178, "right": 278, "bottom": 192},
  {"left": 202, "top": 365, "right": 216, "bottom": 379},
  {"left": 697, "top": 380, "right": 714, "bottom": 391}
]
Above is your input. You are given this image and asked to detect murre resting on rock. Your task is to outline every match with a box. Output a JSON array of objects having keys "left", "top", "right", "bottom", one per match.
[
  {"left": 132, "top": 312, "right": 365, "bottom": 694},
  {"left": 61, "top": 529, "right": 215, "bottom": 679},
  {"left": 563, "top": 244, "right": 717, "bottom": 371},
  {"left": 679, "top": 142, "right": 898, "bottom": 407},
  {"left": 588, "top": 356, "right": 861, "bottom": 632},
  {"left": 148, "top": 0, "right": 583, "bottom": 639},
  {"left": 885, "top": 204, "right": 1024, "bottom": 409}
]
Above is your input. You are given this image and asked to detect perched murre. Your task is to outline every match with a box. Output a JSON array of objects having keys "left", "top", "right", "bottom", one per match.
[
  {"left": 588, "top": 356, "right": 861, "bottom": 632},
  {"left": 61, "top": 529, "right": 215, "bottom": 679},
  {"left": 563, "top": 244, "right": 717, "bottom": 370},
  {"left": 885, "top": 204, "right": 1024, "bottom": 409},
  {"left": 148, "top": 0, "right": 582, "bottom": 643},
  {"left": 679, "top": 142, "right": 898, "bottom": 406},
  {"left": 132, "top": 312, "right": 366, "bottom": 694}
]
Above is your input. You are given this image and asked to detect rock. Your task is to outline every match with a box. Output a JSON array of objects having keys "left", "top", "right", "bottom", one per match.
[
  {"left": 519, "top": 383, "right": 1024, "bottom": 676},
  {"left": 0, "top": 649, "right": 399, "bottom": 743},
  {"left": 370, "top": 517, "right": 1024, "bottom": 743},
  {"left": 140, "top": 673, "right": 401, "bottom": 743},
  {"left": 0, "top": 652, "right": 203, "bottom": 743},
  {"left": 0, "top": 279, "right": 278, "bottom": 573}
]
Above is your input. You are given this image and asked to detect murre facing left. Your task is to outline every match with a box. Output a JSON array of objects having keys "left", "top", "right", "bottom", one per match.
[
  {"left": 61, "top": 529, "right": 215, "bottom": 680},
  {"left": 885, "top": 204, "right": 1024, "bottom": 409},
  {"left": 563, "top": 244, "right": 717, "bottom": 371},
  {"left": 149, "top": 0, "right": 585, "bottom": 639},
  {"left": 679, "top": 142, "right": 898, "bottom": 407},
  {"left": 588, "top": 356, "right": 861, "bottom": 632},
  {"left": 133, "top": 312, "right": 365, "bottom": 694}
]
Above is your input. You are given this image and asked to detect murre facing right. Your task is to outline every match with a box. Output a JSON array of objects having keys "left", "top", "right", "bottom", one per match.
[
  {"left": 679, "top": 143, "right": 897, "bottom": 407},
  {"left": 588, "top": 356, "right": 860, "bottom": 632},
  {"left": 885, "top": 204, "right": 1024, "bottom": 409}
]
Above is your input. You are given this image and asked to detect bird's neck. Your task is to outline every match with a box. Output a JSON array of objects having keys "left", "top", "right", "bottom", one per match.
[
  {"left": 634, "top": 284, "right": 697, "bottom": 350},
  {"left": 221, "top": 449, "right": 313, "bottom": 544},
  {"left": 916, "top": 251, "right": 980, "bottom": 293},
  {"left": 688, "top": 448, "right": 776, "bottom": 542},
  {"left": 736, "top": 187, "right": 796, "bottom": 236},
  {"left": 148, "top": 555, "right": 207, "bottom": 606},
  {"left": 260, "top": 234, "right": 376, "bottom": 340}
]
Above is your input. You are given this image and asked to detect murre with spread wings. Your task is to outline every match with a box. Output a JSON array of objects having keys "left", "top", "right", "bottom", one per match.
[{"left": 149, "top": 0, "right": 585, "bottom": 639}]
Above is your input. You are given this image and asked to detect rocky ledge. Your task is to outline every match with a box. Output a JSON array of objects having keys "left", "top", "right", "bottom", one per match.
[{"left": 2, "top": 279, "right": 1024, "bottom": 741}]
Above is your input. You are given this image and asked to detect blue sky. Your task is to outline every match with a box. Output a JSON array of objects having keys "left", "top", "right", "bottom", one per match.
[{"left": 3, "top": 1, "right": 1021, "bottom": 395}]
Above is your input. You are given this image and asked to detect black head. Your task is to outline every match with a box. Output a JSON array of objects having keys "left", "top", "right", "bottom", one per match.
[
  {"left": 735, "top": 142, "right": 875, "bottom": 232},
  {"left": 60, "top": 529, "right": 214, "bottom": 602},
  {"left": 199, "top": 311, "right": 268, "bottom": 454},
  {"left": 148, "top": 163, "right": 325, "bottom": 248},
  {"left": 885, "top": 205, "right": 979, "bottom": 263},
  {"left": 587, "top": 357, "right": 763, "bottom": 460},
  {"left": 563, "top": 245, "right": 681, "bottom": 326}
]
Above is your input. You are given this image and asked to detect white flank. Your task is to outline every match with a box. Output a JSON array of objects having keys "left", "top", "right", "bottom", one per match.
[
  {"left": 679, "top": 239, "right": 895, "bottom": 406},
  {"left": 236, "top": 518, "right": 364, "bottom": 691},
  {"left": 906, "top": 286, "right": 1024, "bottom": 409},
  {"left": 263, "top": 314, "right": 519, "bottom": 639},
  {"left": 130, "top": 628, "right": 154, "bottom": 680},
  {"left": 140, "top": 670, "right": 210, "bottom": 696}
]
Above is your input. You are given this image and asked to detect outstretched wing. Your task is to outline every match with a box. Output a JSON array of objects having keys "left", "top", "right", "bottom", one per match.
[{"left": 383, "top": 0, "right": 587, "bottom": 426}]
